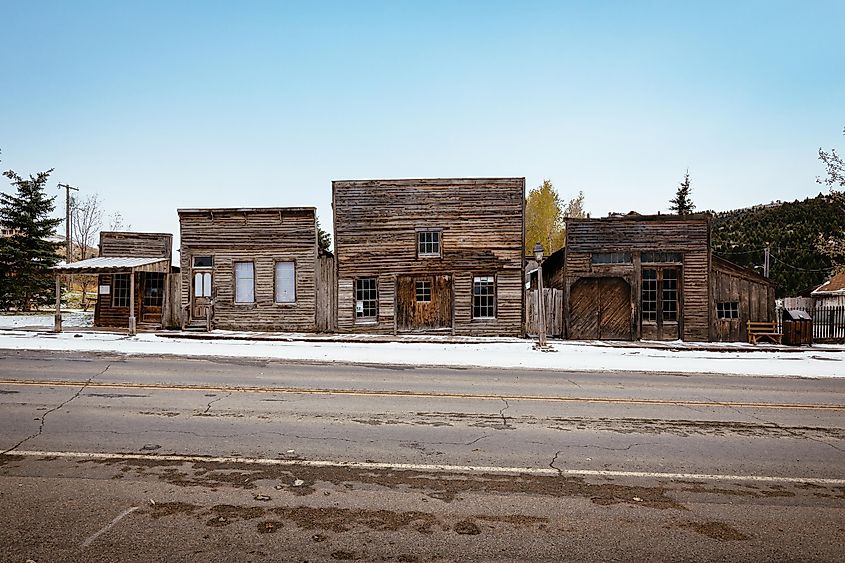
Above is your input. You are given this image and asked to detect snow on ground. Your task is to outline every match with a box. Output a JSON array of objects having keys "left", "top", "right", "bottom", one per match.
[
  {"left": 0, "top": 311, "right": 93, "bottom": 329},
  {"left": 0, "top": 329, "right": 842, "bottom": 378}
]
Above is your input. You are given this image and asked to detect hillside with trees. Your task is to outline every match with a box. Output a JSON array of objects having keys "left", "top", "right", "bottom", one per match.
[{"left": 711, "top": 193, "right": 845, "bottom": 296}]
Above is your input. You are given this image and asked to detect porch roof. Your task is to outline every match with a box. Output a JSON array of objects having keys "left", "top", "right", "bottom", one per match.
[{"left": 51, "top": 256, "right": 170, "bottom": 274}]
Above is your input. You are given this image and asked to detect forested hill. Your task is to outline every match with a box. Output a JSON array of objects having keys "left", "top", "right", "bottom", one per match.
[{"left": 710, "top": 193, "right": 844, "bottom": 297}]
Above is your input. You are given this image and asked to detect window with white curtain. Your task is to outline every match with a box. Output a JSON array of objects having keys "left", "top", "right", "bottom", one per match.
[
  {"left": 234, "top": 262, "right": 255, "bottom": 303},
  {"left": 275, "top": 261, "right": 296, "bottom": 303}
]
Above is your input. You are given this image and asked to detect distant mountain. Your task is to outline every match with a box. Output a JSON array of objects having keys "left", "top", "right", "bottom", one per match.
[{"left": 710, "top": 193, "right": 844, "bottom": 297}]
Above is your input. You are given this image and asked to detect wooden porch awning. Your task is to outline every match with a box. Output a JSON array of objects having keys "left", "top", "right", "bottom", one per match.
[{"left": 51, "top": 256, "right": 170, "bottom": 275}]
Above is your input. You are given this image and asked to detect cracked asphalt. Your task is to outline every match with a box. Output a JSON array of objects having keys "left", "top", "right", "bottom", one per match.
[{"left": 0, "top": 349, "right": 844, "bottom": 561}]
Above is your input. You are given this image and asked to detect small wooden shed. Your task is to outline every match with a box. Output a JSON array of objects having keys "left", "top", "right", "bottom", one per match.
[
  {"left": 51, "top": 232, "right": 177, "bottom": 334},
  {"left": 178, "top": 207, "right": 325, "bottom": 332}
]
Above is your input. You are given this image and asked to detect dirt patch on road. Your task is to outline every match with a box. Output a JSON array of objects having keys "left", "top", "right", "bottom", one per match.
[{"left": 678, "top": 521, "right": 750, "bottom": 541}]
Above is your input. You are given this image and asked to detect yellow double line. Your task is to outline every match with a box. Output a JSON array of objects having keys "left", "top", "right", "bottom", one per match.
[{"left": 0, "top": 378, "right": 842, "bottom": 411}]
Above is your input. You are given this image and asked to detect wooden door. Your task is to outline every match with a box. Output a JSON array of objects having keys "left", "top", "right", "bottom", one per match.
[
  {"left": 640, "top": 268, "right": 680, "bottom": 341},
  {"left": 192, "top": 270, "right": 212, "bottom": 321},
  {"left": 397, "top": 275, "right": 452, "bottom": 331},
  {"left": 569, "top": 277, "right": 632, "bottom": 340},
  {"left": 140, "top": 272, "right": 165, "bottom": 324}
]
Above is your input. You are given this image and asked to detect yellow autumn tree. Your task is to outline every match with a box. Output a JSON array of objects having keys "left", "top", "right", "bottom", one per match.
[{"left": 525, "top": 179, "right": 565, "bottom": 255}]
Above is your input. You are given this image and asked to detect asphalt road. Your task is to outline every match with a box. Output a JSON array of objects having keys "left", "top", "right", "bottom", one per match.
[{"left": 1, "top": 349, "right": 843, "bottom": 562}]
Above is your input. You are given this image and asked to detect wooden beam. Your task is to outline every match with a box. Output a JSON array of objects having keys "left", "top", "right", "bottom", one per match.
[{"left": 54, "top": 275, "right": 62, "bottom": 333}]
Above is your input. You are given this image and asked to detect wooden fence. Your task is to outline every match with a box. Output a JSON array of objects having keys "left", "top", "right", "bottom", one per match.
[
  {"left": 525, "top": 288, "right": 564, "bottom": 337},
  {"left": 316, "top": 254, "right": 337, "bottom": 332}
]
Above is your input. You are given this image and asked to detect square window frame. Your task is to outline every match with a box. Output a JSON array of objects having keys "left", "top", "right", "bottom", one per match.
[{"left": 416, "top": 228, "right": 443, "bottom": 259}]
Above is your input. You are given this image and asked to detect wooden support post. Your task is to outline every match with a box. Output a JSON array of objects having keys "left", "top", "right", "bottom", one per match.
[
  {"left": 128, "top": 270, "right": 136, "bottom": 335},
  {"left": 54, "top": 275, "right": 62, "bottom": 333},
  {"left": 537, "top": 262, "right": 547, "bottom": 347}
]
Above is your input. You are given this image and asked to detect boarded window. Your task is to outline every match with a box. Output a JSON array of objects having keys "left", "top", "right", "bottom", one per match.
[
  {"left": 591, "top": 252, "right": 632, "bottom": 264},
  {"left": 716, "top": 301, "right": 739, "bottom": 319},
  {"left": 417, "top": 231, "right": 441, "bottom": 257},
  {"left": 193, "top": 256, "right": 213, "bottom": 268},
  {"left": 662, "top": 269, "right": 678, "bottom": 321},
  {"left": 234, "top": 262, "right": 255, "bottom": 303},
  {"left": 355, "top": 278, "right": 378, "bottom": 319},
  {"left": 641, "top": 252, "right": 683, "bottom": 264},
  {"left": 112, "top": 274, "right": 130, "bottom": 307},
  {"left": 473, "top": 276, "right": 495, "bottom": 319},
  {"left": 641, "top": 269, "right": 657, "bottom": 322},
  {"left": 194, "top": 272, "right": 212, "bottom": 298},
  {"left": 415, "top": 281, "right": 431, "bottom": 302},
  {"left": 275, "top": 261, "right": 296, "bottom": 303}
]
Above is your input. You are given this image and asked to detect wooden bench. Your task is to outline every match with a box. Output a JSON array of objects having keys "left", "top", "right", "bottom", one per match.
[{"left": 746, "top": 321, "right": 783, "bottom": 345}]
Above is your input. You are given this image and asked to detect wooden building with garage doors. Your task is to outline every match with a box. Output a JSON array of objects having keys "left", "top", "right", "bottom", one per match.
[
  {"left": 178, "top": 207, "right": 325, "bottom": 332},
  {"left": 561, "top": 214, "right": 775, "bottom": 342},
  {"left": 332, "top": 178, "right": 525, "bottom": 336},
  {"left": 51, "top": 231, "right": 177, "bottom": 334}
]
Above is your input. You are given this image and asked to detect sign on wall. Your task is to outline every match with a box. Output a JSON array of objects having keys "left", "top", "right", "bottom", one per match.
[{"left": 99, "top": 285, "right": 111, "bottom": 295}]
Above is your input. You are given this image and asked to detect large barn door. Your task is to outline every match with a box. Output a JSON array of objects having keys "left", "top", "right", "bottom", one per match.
[
  {"left": 397, "top": 275, "right": 452, "bottom": 332},
  {"left": 569, "top": 277, "right": 632, "bottom": 340}
]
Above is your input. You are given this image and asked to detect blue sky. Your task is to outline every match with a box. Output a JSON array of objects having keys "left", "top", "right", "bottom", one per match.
[{"left": 1, "top": 1, "right": 843, "bottom": 241}]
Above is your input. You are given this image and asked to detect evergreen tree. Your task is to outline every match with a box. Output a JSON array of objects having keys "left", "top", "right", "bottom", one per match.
[
  {"left": 317, "top": 218, "right": 332, "bottom": 253},
  {"left": 669, "top": 172, "right": 696, "bottom": 215},
  {"left": 0, "top": 166, "right": 62, "bottom": 311}
]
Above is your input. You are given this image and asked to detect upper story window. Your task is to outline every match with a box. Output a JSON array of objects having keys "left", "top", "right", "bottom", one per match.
[
  {"left": 193, "top": 256, "right": 213, "bottom": 268},
  {"left": 417, "top": 230, "right": 441, "bottom": 258},
  {"left": 642, "top": 252, "right": 683, "bottom": 264},
  {"left": 591, "top": 252, "right": 632, "bottom": 264}
]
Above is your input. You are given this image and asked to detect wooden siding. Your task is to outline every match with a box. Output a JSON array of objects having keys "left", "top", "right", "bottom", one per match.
[
  {"left": 564, "top": 216, "right": 711, "bottom": 341},
  {"left": 710, "top": 255, "right": 775, "bottom": 342},
  {"left": 94, "top": 232, "right": 173, "bottom": 328},
  {"left": 333, "top": 178, "right": 525, "bottom": 336},
  {"left": 178, "top": 208, "right": 318, "bottom": 332},
  {"left": 99, "top": 232, "right": 172, "bottom": 260}
]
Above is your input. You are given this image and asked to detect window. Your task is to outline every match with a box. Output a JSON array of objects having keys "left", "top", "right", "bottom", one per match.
[
  {"left": 716, "top": 301, "right": 739, "bottom": 319},
  {"left": 641, "top": 269, "right": 657, "bottom": 322},
  {"left": 355, "top": 278, "right": 378, "bottom": 319},
  {"left": 234, "top": 261, "right": 255, "bottom": 303},
  {"left": 194, "top": 272, "right": 212, "bottom": 297},
  {"left": 112, "top": 274, "right": 130, "bottom": 307},
  {"left": 415, "top": 281, "right": 431, "bottom": 302},
  {"left": 142, "top": 273, "right": 165, "bottom": 307},
  {"left": 417, "top": 231, "right": 441, "bottom": 257},
  {"left": 473, "top": 276, "right": 496, "bottom": 319},
  {"left": 662, "top": 269, "right": 678, "bottom": 322},
  {"left": 591, "top": 252, "right": 632, "bottom": 264},
  {"left": 275, "top": 261, "right": 296, "bottom": 303},
  {"left": 642, "top": 252, "right": 683, "bottom": 264},
  {"left": 193, "top": 256, "right": 213, "bottom": 268}
]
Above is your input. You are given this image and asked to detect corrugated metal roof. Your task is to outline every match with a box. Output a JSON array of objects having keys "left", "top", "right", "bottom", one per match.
[
  {"left": 52, "top": 256, "right": 168, "bottom": 273},
  {"left": 812, "top": 270, "right": 845, "bottom": 296}
]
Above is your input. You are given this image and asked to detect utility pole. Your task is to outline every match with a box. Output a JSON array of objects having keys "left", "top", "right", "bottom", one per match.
[
  {"left": 764, "top": 243, "right": 770, "bottom": 278},
  {"left": 57, "top": 183, "right": 78, "bottom": 262}
]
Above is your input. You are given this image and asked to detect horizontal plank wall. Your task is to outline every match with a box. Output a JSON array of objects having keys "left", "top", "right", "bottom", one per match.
[
  {"left": 333, "top": 178, "right": 525, "bottom": 336},
  {"left": 178, "top": 208, "right": 318, "bottom": 332},
  {"left": 565, "top": 215, "right": 711, "bottom": 342}
]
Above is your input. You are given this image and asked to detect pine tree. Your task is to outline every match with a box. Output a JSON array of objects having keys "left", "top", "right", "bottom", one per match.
[
  {"left": 317, "top": 218, "right": 332, "bottom": 253},
  {"left": 669, "top": 172, "right": 696, "bottom": 215},
  {"left": 0, "top": 166, "right": 63, "bottom": 311}
]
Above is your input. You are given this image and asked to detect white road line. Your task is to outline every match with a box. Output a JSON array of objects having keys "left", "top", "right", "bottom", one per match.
[
  {"left": 8, "top": 449, "right": 845, "bottom": 486},
  {"left": 80, "top": 506, "right": 139, "bottom": 548}
]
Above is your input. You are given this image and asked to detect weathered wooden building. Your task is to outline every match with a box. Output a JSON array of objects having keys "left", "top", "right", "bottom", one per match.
[
  {"left": 178, "top": 207, "right": 324, "bottom": 331},
  {"left": 558, "top": 214, "right": 774, "bottom": 342},
  {"left": 50, "top": 231, "right": 177, "bottom": 333},
  {"left": 332, "top": 178, "right": 525, "bottom": 336}
]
